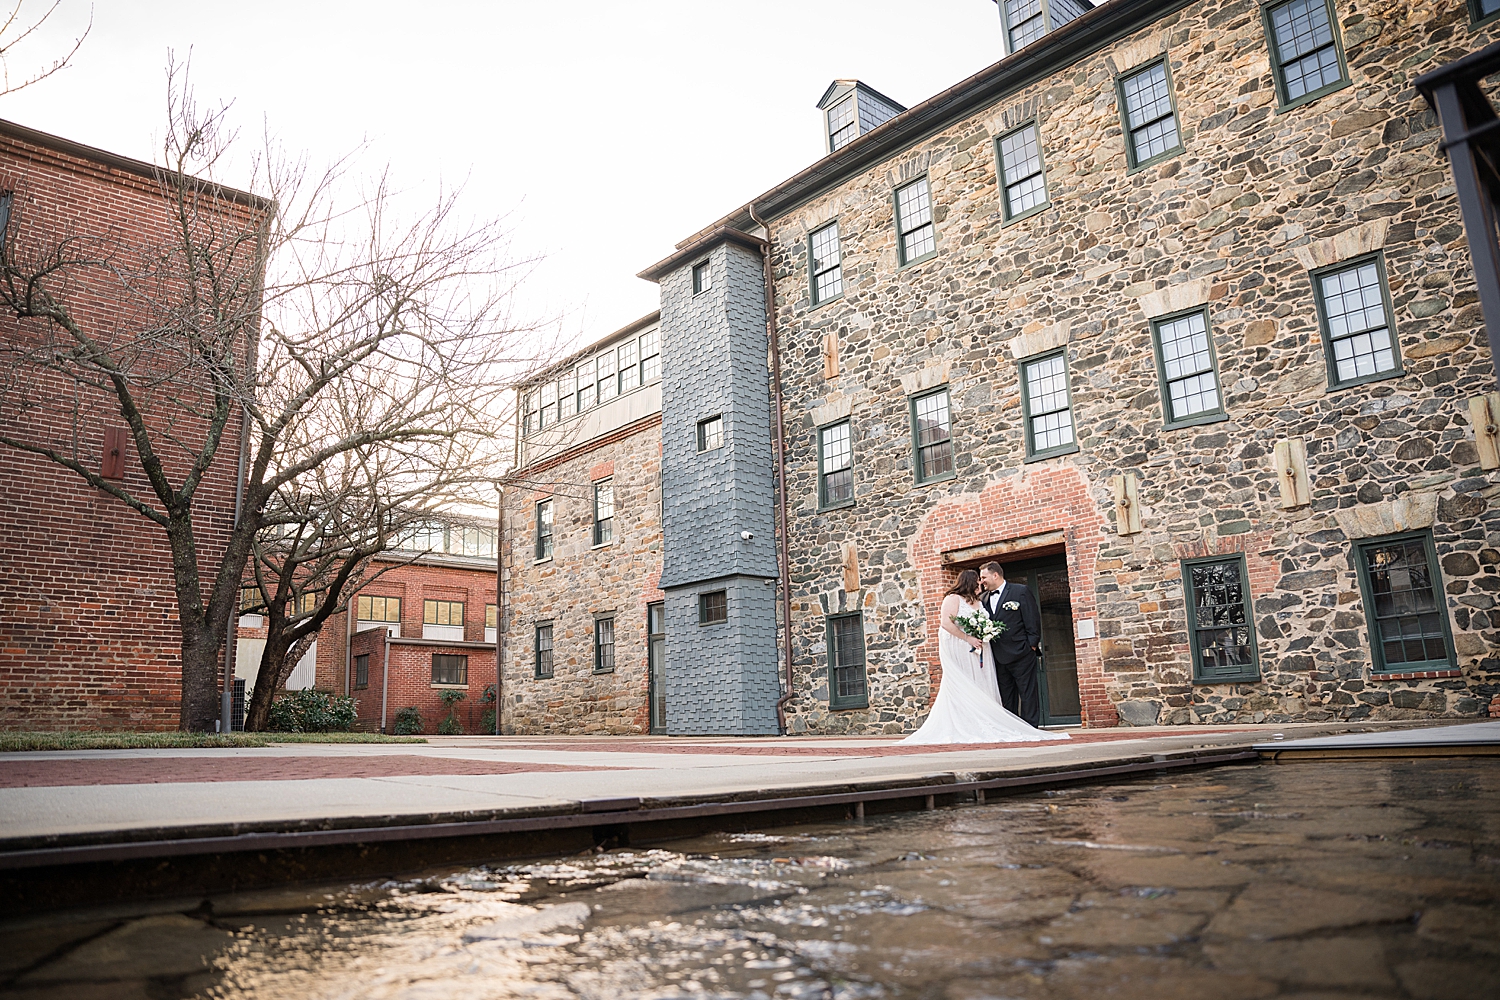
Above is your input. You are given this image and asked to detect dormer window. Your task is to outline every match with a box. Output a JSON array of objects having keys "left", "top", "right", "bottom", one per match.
[
  {"left": 997, "top": 0, "right": 1093, "bottom": 56},
  {"left": 817, "top": 81, "right": 906, "bottom": 155}
]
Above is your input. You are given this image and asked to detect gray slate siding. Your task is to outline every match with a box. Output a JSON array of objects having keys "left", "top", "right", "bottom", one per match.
[{"left": 664, "top": 576, "right": 780, "bottom": 735}]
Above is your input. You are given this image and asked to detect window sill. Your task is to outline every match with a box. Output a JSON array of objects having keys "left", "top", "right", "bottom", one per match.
[
  {"left": 1002, "top": 201, "right": 1051, "bottom": 228},
  {"left": 1127, "top": 146, "right": 1185, "bottom": 175},
  {"left": 1024, "top": 444, "right": 1080, "bottom": 464},
  {"left": 913, "top": 471, "right": 957, "bottom": 489},
  {"left": 430, "top": 683, "right": 469, "bottom": 690},
  {"left": 817, "top": 499, "right": 857, "bottom": 513},
  {"left": 1275, "top": 78, "right": 1352, "bottom": 114},
  {"left": 810, "top": 291, "right": 845, "bottom": 311},
  {"left": 1192, "top": 673, "right": 1261, "bottom": 686},
  {"left": 698, "top": 620, "right": 728, "bottom": 627},
  {"left": 1371, "top": 668, "right": 1462, "bottom": 681},
  {"left": 1326, "top": 367, "right": 1405, "bottom": 393},
  {"left": 830, "top": 699, "right": 870, "bottom": 712},
  {"left": 593, "top": 668, "right": 616, "bottom": 675},
  {"left": 1162, "top": 410, "right": 1229, "bottom": 432},
  {"left": 534, "top": 673, "right": 554, "bottom": 681},
  {"left": 897, "top": 250, "right": 939, "bottom": 272},
  {"left": 591, "top": 541, "right": 613, "bottom": 550}
]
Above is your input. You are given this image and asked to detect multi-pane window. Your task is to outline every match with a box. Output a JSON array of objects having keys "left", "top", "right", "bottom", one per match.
[
  {"left": 593, "top": 479, "right": 614, "bottom": 545},
  {"left": 618, "top": 339, "right": 640, "bottom": 393},
  {"left": 827, "top": 95, "right": 857, "bottom": 151},
  {"left": 399, "top": 521, "right": 446, "bottom": 552},
  {"left": 576, "top": 357, "right": 597, "bottom": 410},
  {"left": 557, "top": 371, "right": 576, "bottom": 421},
  {"left": 1474, "top": 0, "right": 1500, "bottom": 23},
  {"left": 594, "top": 616, "right": 616, "bottom": 673},
  {"left": 699, "top": 590, "right": 728, "bottom": 625},
  {"left": 819, "top": 420, "right": 854, "bottom": 507},
  {"left": 1119, "top": 60, "right": 1182, "bottom": 168},
  {"left": 1151, "top": 309, "right": 1224, "bottom": 427},
  {"left": 998, "top": 122, "right": 1048, "bottom": 221},
  {"left": 1315, "top": 255, "right": 1401, "bottom": 387},
  {"left": 354, "top": 653, "right": 369, "bottom": 689},
  {"left": 535, "top": 499, "right": 554, "bottom": 560},
  {"left": 424, "top": 600, "right": 464, "bottom": 627},
  {"left": 1266, "top": 0, "right": 1346, "bottom": 106},
  {"left": 640, "top": 329, "right": 662, "bottom": 383},
  {"left": 534, "top": 623, "right": 554, "bottom": 679},
  {"left": 911, "top": 388, "right": 955, "bottom": 483},
  {"left": 1004, "top": 0, "right": 1047, "bottom": 52},
  {"left": 357, "top": 595, "right": 401, "bottom": 624},
  {"left": 827, "top": 613, "right": 869, "bottom": 710},
  {"left": 1021, "top": 351, "right": 1076, "bottom": 459},
  {"left": 597, "top": 349, "right": 617, "bottom": 402},
  {"left": 810, "top": 223, "right": 843, "bottom": 304},
  {"left": 1182, "top": 556, "right": 1259, "bottom": 682},
  {"left": 539, "top": 381, "right": 557, "bottom": 429},
  {"left": 239, "top": 586, "right": 262, "bottom": 613},
  {"left": 692, "top": 260, "right": 711, "bottom": 294},
  {"left": 697, "top": 415, "right": 724, "bottom": 452},
  {"left": 452, "top": 525, "right": 496, "bottom": 558},
  {"left": 1356, "top": 533, "right": 1455, "bottom": 673},
  {"left": 486, "top": 604, "right": 497, "bottom": 629},
  {"left": 432, "top": 654, "right": 468, "bottom": 686},
  {"left": 895, "top": 178, "right": 935, "bottom": 265}
]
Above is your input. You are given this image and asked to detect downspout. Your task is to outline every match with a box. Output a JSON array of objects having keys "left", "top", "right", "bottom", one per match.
[
  {"left": 494, "top": 482, "right": 505, "bottom": 736},
  {"left": 343, "top": 597, "right": 353, "bottom": 696},
  {"left": 749, "top": 204, "right": 795, "bottom": 735},
  {"left": 222, "top": 411, "right": 247, "bottom": 733},
  {"left": 379, "top": 631, "right": 391, "bottom": 734}
]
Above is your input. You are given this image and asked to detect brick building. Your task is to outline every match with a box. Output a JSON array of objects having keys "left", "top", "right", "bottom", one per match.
[
  {"left": 510, "top": 0, "right": 1500, "bottom": 734},
  {"left": 0, "top": 120, "right": 256, "bottom": 731}
]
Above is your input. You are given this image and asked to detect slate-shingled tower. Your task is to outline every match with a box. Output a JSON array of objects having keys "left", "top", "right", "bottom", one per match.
[{"left": 639, "top": 230, "right": 781, "bottom": 735}]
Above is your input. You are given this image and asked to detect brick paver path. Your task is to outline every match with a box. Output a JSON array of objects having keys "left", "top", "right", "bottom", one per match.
[{"left": 0, "top": 757, "right": 631, "bottom": 788}]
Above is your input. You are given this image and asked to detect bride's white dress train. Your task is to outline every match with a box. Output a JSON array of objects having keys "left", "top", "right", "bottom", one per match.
[{"left": 901, "top": 599, "right": 1071, "bottom": 745}]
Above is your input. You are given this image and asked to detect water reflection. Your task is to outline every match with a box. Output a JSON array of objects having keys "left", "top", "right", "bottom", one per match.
[{"left": 3, "top": 760, "right": 1498, "bottom": 998}]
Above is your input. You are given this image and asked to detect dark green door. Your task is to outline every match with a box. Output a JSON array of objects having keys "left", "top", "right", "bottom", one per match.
[{"left": 1002, "top": 556, "right": 1081, "bottom": 727}]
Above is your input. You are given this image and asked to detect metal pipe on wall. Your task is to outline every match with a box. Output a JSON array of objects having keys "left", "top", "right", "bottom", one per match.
[{"left": 494, "top": 483, "right": 505, "bottom": 736}]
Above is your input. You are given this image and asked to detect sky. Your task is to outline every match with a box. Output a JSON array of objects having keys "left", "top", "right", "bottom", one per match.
[{"left": 2, "top": 1, "right": 1012, "bottom": 353}]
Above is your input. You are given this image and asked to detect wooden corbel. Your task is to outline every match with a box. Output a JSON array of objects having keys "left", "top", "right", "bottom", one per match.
[
  {"left": 1469, "top": 393, "right": 1500, "bottom": 471},
  {"left": 1273, "top": 437, "right": 1312, "bottom": 509},
  {"left": 1113, "top": 473, "right": 1141, "bottom": 536}
]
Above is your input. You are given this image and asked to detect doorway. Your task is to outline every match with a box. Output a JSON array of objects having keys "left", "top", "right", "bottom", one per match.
[
  {"left": 647, "top": 602, "right": 666, "bottom": 733},
  {"left": 1001, "top": 555, "right": 1081, "bottom": 727}
]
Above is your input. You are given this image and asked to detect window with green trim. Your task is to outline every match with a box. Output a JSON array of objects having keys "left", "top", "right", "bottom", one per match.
[
  {"left": 692, "top": 260, "right": 711, "bottom": 294},
  {"left": 810, "top": 222, "right": 843, "bottom": 304},
  {"left": 424, "top": 599, "right": 464, "bottom": 627},
  {"left": 697, "top": 415, "right": 723, "bottom": 452},
  {"left": 818, "top": 420, "right": 854, "bottom": 507},
  {"left": 1151, "top": 309, "right": 1225, "bottom": 428},
  {"left": 1118, "top": 60, "right": 1182, "bottom": 168},
  {"left": 535, "top": 499, "right": 554, "bottom": 561},
  {"left": 357, "top": 595, "right": 401, "bottom": 624},
  {"left": 354, "top": 653, "right": 369, "bottom": 689},
  {"left": 895, "top": 177, "right": 935, "bottom": 265},
  {"left": 534, "top": 623, "right": 554, "bottom": 679},
  {"left": 597, "top": 348, "right": 618, "bottom": 402},
  {"left": 1183, "top": 555, "right": 1259, "bottom": 683},
  {"left": 593, "top": 480, "right": 614, "bottom": 546},
  {"left": 618, "top": 339, "right": 639, "bottom": 393},
  {"left": 1264, "top": 0, "right": 1348, "bottom": 108},
  {"left": 576, "top": 357, "right": 597, "bottom": 410},
  {"left": 1021, "top": 350, "right": 1076, "bottom": 460},
  {"left": 827, "top": 613, "right": 869, "bottom": 709},
  {"left": 1313, "top": 253, "right": 1402, "bottom": 388},
  {"left": 640, "top": 329, "right": 662, "bottom": 383},
  {"left": 594, "top": 616, "right": 616, "bottom": 673},
  {"left": 1355, "top": 532, "right": 1456, "bottom": 673},
  {"left": 910, "top": 387, "right": 954, "bottom": 483},
  {"left": 1469, "top": 0, "right": 1499, "bottom": 25},
  {"left": 998, "top": 122, "right": 1049, "bottom": 221}
]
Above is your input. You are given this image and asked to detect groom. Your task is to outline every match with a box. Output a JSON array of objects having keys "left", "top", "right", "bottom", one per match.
[{"left": 978, "top": 561, "right": 1043, "bottom": 727}]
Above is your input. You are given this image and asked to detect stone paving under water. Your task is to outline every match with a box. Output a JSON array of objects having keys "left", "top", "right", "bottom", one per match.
[{"left": 2, "top": 759, "right": 1498, "bottom": 999}]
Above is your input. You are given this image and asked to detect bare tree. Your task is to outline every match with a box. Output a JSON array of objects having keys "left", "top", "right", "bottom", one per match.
[
  {"left": 0, "top": 1, "right": 91, "bottom": 98},
  {"left": 0, "top": 64, "right": 547, "bottom": 730}
]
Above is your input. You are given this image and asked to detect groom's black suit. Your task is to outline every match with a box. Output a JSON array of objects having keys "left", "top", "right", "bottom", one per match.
[{"left": 983, "top": 581, "right": 1043, "bottom": 727}]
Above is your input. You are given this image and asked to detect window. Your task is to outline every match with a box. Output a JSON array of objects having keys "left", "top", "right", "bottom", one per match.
[
  {"left": 354, "top": 653, "right": 369, "bottom": 689},
  {"left": 640, "top": 329, "right": 662, "bottom": 383},
  {"left": 618, "top": 339, "right": 639, "bottom": 393},
  {"left": 522, "top": 391, "right": 537, "bottom": 436},
  {"left": 594, "top": 616, "right": 616, "bottom": 673},
  {"left": 239, "top": 586, "right": 262, "bottom": 613},
  {"left": 1473, "top": 0, "right": 1500, "bottom": 24},
  {"left": 827, "top": 613, "right": 869, "bottom": 710},
  {"left": 895, "top": 178, "right": 935, "bottom": 265},
  {"left": 998, "top": 122, "right": 1049, "bottom": 222},
  {"left": 539, "top": 380, "right": 557, "bottom": 429},
  {"left": 827, "top": 94, "right": 857, "bottom": 151},
  {"left": 397, "top": 521, "right": 445, "bottom": 553},
  {"left": 486, "top": 604, "right": 497, "bottom": 628},
  {"left": 819, "top": 420, "right": 854, "bottom": 507},
  {"left": 1314, "top": 254, "right": 1402, "bottom": 388},
  {"left": 1264, "top": 0, "right": 1348, "bottom": 108},
  {"left": 1151, "top": 309, "right": 1225, "bottom": 428},
  {"left": 692, "top": 260, "right": 711, "bottom": 294},
  {"left": 699, "top": 590, "right": 728, "bottom": 625},
  {"left": 535, "top": 499, "right": 554, "bottom": 560},
  {"left": 424, "top": 600, "right": 464, "bottom": 627},
  {"left": 534, "top": 623, "right": 554, "bottom": 679},
  {"left": 810, "top": 222, "right": 844, "bottom": 304},
  {"left": 0, "top": 192, "right": 11, "bottom": 255},
  {"left": 1182, "top": 556, "right": 1259, "bottom": 683},
  {"left": 290, "top": 592, "right": 318, "bottom": 616},
  {"left": 576, "top": 357, "right": 597, "bottom": 410},
  {"left": 1003, "top": 0, "right": 1047, "bottom": 50},
  {"left": 453, "top": 525, "right": 496, "bottom": 558},
  {"left": 357, "top": 595, "right": 401, "bottom": 623},
  {"left": 910, "top": 387, "right": 955, "bottom": 483},
  {"left": 593, "top": 479, "right": 614, "bottom": 545},
  {"left": 1020, "top": 350, "right": 1076, "bottom": 459},
  {"left": 1355, "top": 532, "right": 1456, "bottom": 673},
  {"left": 597, "top": 349, "right": 618, "bottom": 401},
  {"left": 1118, "top": 60, "right": 1183, "bottom": 169},
  {"left": 697, "top": 415, "right": 724, "bottom": 452},
  {"left": 557, "top": 372, "right": 577, "bottom": 421},
  {"left": 432, "top": 654, "right": 468, "bottom": 686}
]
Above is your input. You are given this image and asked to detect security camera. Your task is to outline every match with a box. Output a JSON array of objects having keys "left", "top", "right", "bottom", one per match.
[{"left": 740, "top": 530, "right": 754, "bottom": 541}]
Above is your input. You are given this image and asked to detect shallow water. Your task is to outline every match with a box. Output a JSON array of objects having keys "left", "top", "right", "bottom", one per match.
[{"left": 3, "top": 759, "right": 1499, "bottom": 999}]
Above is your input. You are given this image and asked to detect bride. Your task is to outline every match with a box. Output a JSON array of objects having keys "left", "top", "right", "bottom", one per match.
[{"left": 901, "top": 569, "right": 1070, "bottom": 745}]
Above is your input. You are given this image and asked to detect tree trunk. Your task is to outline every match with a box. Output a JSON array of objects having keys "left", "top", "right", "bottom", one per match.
[
  {"left": 243, "top": 629, "right": 299, "bottom": 732},
  {"left": 178, "top": 623, "right": 224, "bottom": 732}
]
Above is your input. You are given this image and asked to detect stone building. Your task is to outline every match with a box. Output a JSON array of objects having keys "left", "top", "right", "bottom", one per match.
[{"left": 509, "top": 0, "right": 1500, "bottom": 734}]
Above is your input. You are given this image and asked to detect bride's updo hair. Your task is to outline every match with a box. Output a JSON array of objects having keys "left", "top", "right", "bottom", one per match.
[{"left": 946, "top": 569, "right": 981, "bottom": 602}]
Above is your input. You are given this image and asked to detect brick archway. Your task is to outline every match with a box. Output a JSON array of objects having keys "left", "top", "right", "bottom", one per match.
[{"left": 909, "top": 465, "right": 1117, "bottom": 727}]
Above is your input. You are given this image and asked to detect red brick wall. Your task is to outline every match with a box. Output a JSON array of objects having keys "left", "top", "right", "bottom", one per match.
[
  {"left": 0, "top": 126, "right": 255, "bottom": 731},
  {"left": 347, "top": 629, "right": 496, "bottom": 734}
]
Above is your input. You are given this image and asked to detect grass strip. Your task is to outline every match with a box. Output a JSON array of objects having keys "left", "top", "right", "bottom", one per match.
[{"left": 0, "top": 731, "right": 427, "bottom": 752}]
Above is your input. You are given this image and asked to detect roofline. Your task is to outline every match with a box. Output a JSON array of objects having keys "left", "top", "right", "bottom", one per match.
[
  {"left": 817, "top": 79, "right": 908, "bottom": 113},
  {"left": 0, "top": 117, "right": 270, "bottom": 210},
  {"left": 669, "top": 0, "right": 1191, "bottom": 246},
  {"left": 638, "top": 226, "right": 769, "bottom": 283},
  {"left": 517, "top": 309, "right": 662, "bottom": 392}
]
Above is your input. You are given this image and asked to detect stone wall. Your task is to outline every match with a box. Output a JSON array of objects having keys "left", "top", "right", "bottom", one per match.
[
  {"left": 500, "top": 416, "right": 663, "bottom": 734},
  {"left": 767, "top": 0, "right": 1500, "bottom": 732}
]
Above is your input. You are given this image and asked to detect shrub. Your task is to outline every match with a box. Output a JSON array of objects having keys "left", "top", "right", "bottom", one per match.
[
  {"left": 437, "top": 689, "right": 466, "bottom": 735},
  {"left": 266, "top": 689, "right": 356, "bottom": 733},
  {"left": 394, "top": 706, "right": 423, "bottom": 735}
]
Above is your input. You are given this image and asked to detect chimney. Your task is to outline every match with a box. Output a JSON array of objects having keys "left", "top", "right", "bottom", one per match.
[{"left": 816, "top": 80, "right": 907, "bottom": 155}]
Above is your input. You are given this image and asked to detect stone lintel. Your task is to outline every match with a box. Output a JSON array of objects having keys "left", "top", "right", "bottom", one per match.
[
  {"left": 900, "top": 361, "right": 951, "bottom": 396},
  {"left": 1290, "top": 218, "right": 1391, "bottom": 272},
  {"left": 810, "top": 394, "right": 853, "bottom": 427},
  {"left": 941, "top": 529, "right": 1067, "bottom": 565},
  {"left": 1331, "top": 491, "right": 1439, "bottom": 540},
  {"left": 1135, "top": 278, "right": 1214, "bottom": 320},
  {"left": 1110, "top": 33, "right": 1168, "bottom": 75},
  {"left": 1009, "top": 321, "right": 1070, "bottom": 361}
]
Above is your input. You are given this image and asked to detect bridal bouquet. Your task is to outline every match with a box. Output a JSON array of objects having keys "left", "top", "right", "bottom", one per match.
[{"left": 952, "top": 607, "right": 1006, "bottom": 656}]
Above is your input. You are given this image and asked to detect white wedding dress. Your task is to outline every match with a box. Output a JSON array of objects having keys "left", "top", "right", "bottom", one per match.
[{"left": 900, "top": 598, "right": 1071, "bottom": 745}]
